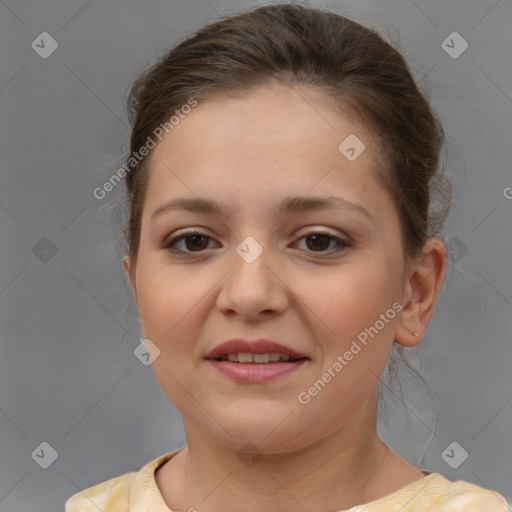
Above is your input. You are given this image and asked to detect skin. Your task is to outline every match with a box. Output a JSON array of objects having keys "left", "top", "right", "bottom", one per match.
[{"left": 123, "top": 83, "right": 447, "bottom": 512}]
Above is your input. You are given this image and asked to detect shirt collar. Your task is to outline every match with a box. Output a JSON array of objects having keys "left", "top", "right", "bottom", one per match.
[{"left": 130, "top": 447, "right": 185, "bottom": 512}]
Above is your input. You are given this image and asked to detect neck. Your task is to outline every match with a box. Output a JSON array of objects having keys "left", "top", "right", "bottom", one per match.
[{"left": 155, "top": 424, "right": 420, "bottom": 512}]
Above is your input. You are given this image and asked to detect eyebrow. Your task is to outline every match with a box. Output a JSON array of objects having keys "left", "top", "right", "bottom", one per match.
[{"left": 150, "top": 195, "right": 373, "bottom": 221}]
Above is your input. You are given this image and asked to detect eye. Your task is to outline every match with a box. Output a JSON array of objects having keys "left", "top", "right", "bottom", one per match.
[
  {"left": 293, "top": 231, "right": 350, "bottom": 254},
  {"left": 162, "top": 230, "right": 217, "bottom": 253}
]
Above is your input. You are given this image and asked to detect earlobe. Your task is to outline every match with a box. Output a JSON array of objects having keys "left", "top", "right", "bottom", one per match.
[
  {"left": 394, "top": 237, "right": 447, "bottom": 348},
  {"left": 122, "top": 256, "right": 136, "bottom": 295},
  {"left": 122, "top": 255, "right": 130, "bottom": 280}
]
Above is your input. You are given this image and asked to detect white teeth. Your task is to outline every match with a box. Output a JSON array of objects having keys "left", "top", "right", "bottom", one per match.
[
  {"left": 238, "top": 352, "right": 253, "bottom": 363},
  {"left": 219, "top": 352, "right": 294, "bottom": 363},
  {"left": 253, "top": 353, "right": 270, "bottom": 363}
]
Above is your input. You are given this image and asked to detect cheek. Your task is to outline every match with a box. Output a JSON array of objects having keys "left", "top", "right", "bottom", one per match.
[
  {"left": 135, "top": 261, "right": 205, "bottom": 352},
  {"left": 309, "top": 261, "right": 402, "bottom": 357},
  {"left": 134, "top": 261, "right": 218, "bottom": 413},
  {"left": 320, "top": 263, "right": 397, "bottom": 319}
]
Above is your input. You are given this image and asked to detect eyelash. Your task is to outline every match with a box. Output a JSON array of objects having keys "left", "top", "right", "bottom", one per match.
[{"left": 161, "top": 228, "right": 351, "bottom": 256}]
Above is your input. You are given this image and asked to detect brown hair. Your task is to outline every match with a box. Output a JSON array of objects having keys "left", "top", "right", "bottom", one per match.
[{"left": 120, "top": 2, "right": 451, "bottom": 459}]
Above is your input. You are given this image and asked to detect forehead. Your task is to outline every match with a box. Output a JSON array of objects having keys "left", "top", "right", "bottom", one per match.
[
  {"left": 154, "top": 84, "right": 379, "bottom": 156},
  {"left": 142, "top": 83, "right": 390, "bottom": 215}
]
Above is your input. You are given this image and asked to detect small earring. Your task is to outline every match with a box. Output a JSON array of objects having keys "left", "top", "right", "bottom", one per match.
[{"left": 404, "top": 326, "right": 421, "bottom": 337}]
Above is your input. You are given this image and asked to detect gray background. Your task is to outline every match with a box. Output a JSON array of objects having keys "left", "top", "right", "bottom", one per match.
[{"left": 1, "top": 0, "right": 511, "bottom": 510}]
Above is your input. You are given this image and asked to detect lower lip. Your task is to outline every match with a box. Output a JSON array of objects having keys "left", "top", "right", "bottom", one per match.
[{"left": 206, "top": 359, "right": 308, "bottom": 383}]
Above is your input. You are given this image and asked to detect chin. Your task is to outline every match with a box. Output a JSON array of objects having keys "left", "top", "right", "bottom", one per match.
[{"left": 215, "top": 412, "right": 307, "bottom": 451}]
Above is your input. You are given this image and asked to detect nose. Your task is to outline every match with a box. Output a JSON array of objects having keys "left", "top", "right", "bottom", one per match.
[{"left": 216, "top": 242, "right": 289, "bottom": 321}]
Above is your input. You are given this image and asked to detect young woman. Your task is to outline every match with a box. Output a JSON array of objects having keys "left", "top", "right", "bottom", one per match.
[{"left": 66, "top": 4, "right": 509, "bottom": 511}]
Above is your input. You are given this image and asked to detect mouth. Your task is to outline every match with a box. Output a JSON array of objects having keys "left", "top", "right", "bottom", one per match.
[
  {"left": 205, "top": 338, "right": 310, "bottom": 383},
  {"left": 212, "top": 352, "right": 306, "bottom": 363}
]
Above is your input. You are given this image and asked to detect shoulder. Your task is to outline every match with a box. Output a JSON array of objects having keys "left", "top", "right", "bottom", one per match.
[
  {"left": 64, "top": 471, "right": 136, "bottom": 512},
  {"left": 405, "top": 473, "right": 510, "bottom": 512},
  {"left": 64, "top": 449, "right": 182, "bottom": 512}
]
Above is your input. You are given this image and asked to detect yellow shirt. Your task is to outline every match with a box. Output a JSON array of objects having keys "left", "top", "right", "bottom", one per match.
[{"left": 65, "top": 448, "right": 510, "bottom": 512}]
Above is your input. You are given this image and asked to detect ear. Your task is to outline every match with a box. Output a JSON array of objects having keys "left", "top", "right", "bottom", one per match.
[
  {"left": 394, "top": 237, "right": 447, "bottom": 347},
  {"left": 122, "top": 255, "right": 137, "bottom": 297}
]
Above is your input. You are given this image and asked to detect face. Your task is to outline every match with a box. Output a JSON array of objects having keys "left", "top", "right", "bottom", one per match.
[{"left": 124, "top": 83, "right": 413, "bottom": 453}]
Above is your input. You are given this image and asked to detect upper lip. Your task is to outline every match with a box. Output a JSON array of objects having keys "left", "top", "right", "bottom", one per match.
[{"left": 205, "top": 338, "right": 309, "bottom": 360}]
